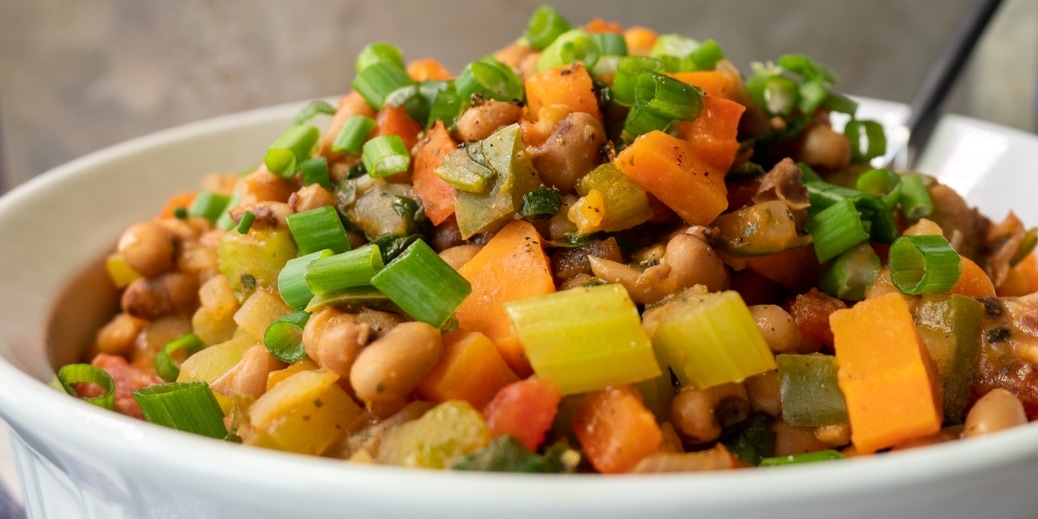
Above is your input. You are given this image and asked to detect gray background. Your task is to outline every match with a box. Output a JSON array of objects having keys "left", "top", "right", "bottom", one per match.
[{"left": 0, "top": 0, "right": 1036, "bottom": 193}]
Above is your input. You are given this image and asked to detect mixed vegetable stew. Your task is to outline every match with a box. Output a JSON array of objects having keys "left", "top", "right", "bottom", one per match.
[{"left": 59, "top": 6, "right": 1038, "bottom": 474}]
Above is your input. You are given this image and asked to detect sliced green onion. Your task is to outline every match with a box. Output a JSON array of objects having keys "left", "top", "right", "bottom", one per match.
[
  {"left": 287, "top": 205, "right": 351, "bottom": 255},
  {"left": 368, "top": 234, "right": 423, "bottom": 264},
  {"left": 777, "top": 54, "right": 837, "bottom": 84},
  {"left": 808, "top": 198, "right": 870, "bottom": 263},
  {"left": 304, "top": 245, "right": 384, "bottom": 295},
  {"left": 133, "top": 381, "right": 227, "bottom": 439},
  {"left": 634, "top": 70, "right": 704, "bottom": 121},
  {"left": 264, "top": 125, "right": 320, "bottom": 178},
  {"left": 798, "top": 79, "right": 830, "bottom": 115},
  {"left": 154, "top": 333, "right": 205, "bottom": 382},
  {"left": 300, "top": 156, "right": 332, "bottom": 189},
  {"left": 819, "top": 243, "right": 881, "bottom": 301},
  {"left": 649, "top": 33, "right": 699, "bottom": 72},
  {"left": 264, "top": 310, "right": 311, "bottom": 363},
  {"left": 760, "top": 75, "right": 800, "bottom": 117},
  {"left": 236, "top": 211, "right": 256, "bottom": 234},
  {"left": 332, "top": 115, "right": 377, "bottom": 156},
  {"left": 621, "top": 106, "right": 674, "bottom": 142},
  {"left": 686, "top": 39, "right": 724, "bottom": 71},
  {"left": 304, "top": 285, "right": 400, "bottom": 314},
  {"left": 855, "top": 168, "right": 902, "bottom": 210},
  {"left": 455, "top": 57, "right": 525, "bottom": 103},
  {"left": 352, "top": 61, "right": 415, "bottom": 110},
  {"left": 889, "top": 234, "right": 963, "bottom": 295},
  {"left": 370, "top": 239, "right": 471, "bottom": 328},
  {"left": 172, "top": 206, "right": 189, "bottom": 219},
  {"left": 592, "top": 32, "right": 627, "bottom": 57},
  {"left": 428, "top": 81, "right": 463, "bottom": 129},
  {"left": 537, "top": 29, "right": 598, "bottom": 72},
  {"left": 57, "top": 363, "right": 115, "bottom": 410},
  {"left": 520, "top": 187, "right": 562, "bottom": 221},
  {"left": 214, "top": 192, "right": 243, "bottom": 231},
  {"left": 844, "top": 119, "right": 887, "bottom": 162},
  {"left": 612, "top": 56, "right": 665, "bottom": 106},
  {"left": 385, "top": 80, "right": 447, "bottom": 127},
  {"left": 760, "top": 449, "right": 845, "bottom": 467},
  {"left": 355, "top": 42, "right": 406, "bottom": 73},
  {"left": 525, "top": 4, "right": 572, "bottom": 50},
  {"left": 189, "top": 192, "right": 232, "bottom": 224},
  {"left": 294, "top": 99, "right": 336, "bottom": 125},
  {"left": 824, "top": 92, "right": 859, "bottom": 115},
  {"left": 362, "top": 134, "right": 412, "bottom": 178},
  {"left": 278, "top": 249, "right": 334, "bottom": 309},
  {"left": 898, "top": 174, "right": 934, "bottom": 220}
]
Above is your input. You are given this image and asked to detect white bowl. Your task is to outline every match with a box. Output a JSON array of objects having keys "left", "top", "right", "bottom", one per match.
[{"left": 1, "top": 99, "right": 1037, "bottom": 519}]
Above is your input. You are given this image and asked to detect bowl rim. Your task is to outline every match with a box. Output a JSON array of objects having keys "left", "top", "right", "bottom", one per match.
[{"left": 1, "top": 97, "right": 1037, "bottom": 509}]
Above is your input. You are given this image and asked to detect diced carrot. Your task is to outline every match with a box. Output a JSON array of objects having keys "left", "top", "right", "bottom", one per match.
[
  {"left": 744, "top": 245, "right": 821, "bottom": 293},
  {"left": 411, "top": 121, "right": 457, "bottom": 225},
  {"left": 157, "top": 191, "right": 197, "bottom": 220},
  {"left": 318, "top": 91, "right": 377, "bottom": 158},
  {"left": 623, "top": 26, "right": 658, "bottom": 55},
  {"left": 416, "top": 330, "right": 519, "bottom": 410},
  {"left": 830, "top": 292, "right": 943, "bottom": 454},
  {"left": 951, "top": 255, "right": 996, "bottom": 298},
  {"left": 572, "top": 385, "right": 662, "bottom": 474},
  {"left": 454, "top": 220, "right": 556, "bottom": 377},
  {"left": 585, "top": 17, "right": 623, "bottom": 34},
  {"left": 407, "top": 58, "right": 453, "bottom": 81},
  {"left": 375, "top": 104, "right": 422, "bottom": 151},
  {"left": 669, "top": 70, "right": 740, "bottom": 100},
  {"left": 613, "top": 130, "right": 728, "bottom": 227},
  {"left": 674, "top": 95, "right": 745, "bottom": 173},
  {"left": 524, "top": 63, "right": 602, "bottom": 123},
  {"left": 998, "top": 251, "right": 1038, "bottom": 296},
  {"left": 482, "top": 378, "right": 562, "bottom": 452}
]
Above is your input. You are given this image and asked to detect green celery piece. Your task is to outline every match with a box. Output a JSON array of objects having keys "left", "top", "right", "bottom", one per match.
[
  {"left": 651, "top": 290, "right": 777, "bottom": 389},
  {"left": 218, "top": 227, "right": 299, "bottom": 295},
  {"left": 376, "top": 401, "right": 490, "bottom": 469},
  {"left": 575, "top": 163, "right": 654, "bottom": 233},
  {"left": 447, "top": 123, "right": 542, "bottom": 239},
  {"left": 504, "top": 283, "right": 662, "bottom": 395},
  {"left": 913, "top": 293, "right": 984, "bottom": 423},
  {"left": 777, "top": 354, "right": 848, "bottom": 426}
]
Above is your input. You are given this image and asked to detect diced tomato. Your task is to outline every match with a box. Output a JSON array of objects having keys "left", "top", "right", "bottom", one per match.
[{"left": 482, "top": 378, "right": 562, "bottom": 452}]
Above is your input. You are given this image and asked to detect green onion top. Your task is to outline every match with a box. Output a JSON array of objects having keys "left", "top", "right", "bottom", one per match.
[
  {"left": 57, "top": 363, "right": 115, "bottom": 410},
  {"left": 525, "top": 5, "right": 572, "bottom": 50},
  {"left": 362, "top": 134, "right": 412, "bottom": 178},
  {"left": 537, "top": 29, "right": 599, "bottom": 72},
  {"left": 889, "top": 234, "right": 963, "bottom": 295},
  {"left": 133, "top": 381, "right": 227, "bottom": 439},
  {"left": 332, "top": 115, "right": 377, "bottom": 156},
  {"left": 456, "top": 57, "right": 525, "bottom": 103},
  {"left": 355, "top": 42, "right": 406, "bottom": 73},
  {"left": 294, "top": 100, "right": 337, "bottom": 125},
  {"left": 264, "top": 125, "right": 321, "bottom": 178},
  {"left": 154, "top": 333, "right": 205, "bottom": 383},
  {"left": 264, "top": 310, "right": 311, "bottom": 363}
]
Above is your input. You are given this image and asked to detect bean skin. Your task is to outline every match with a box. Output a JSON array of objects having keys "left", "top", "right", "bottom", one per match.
[
  {"left": 349, "top": 322, "right": 443, "bottom": 403},
  {"left": 118, "top": 221, "right": 177, "bottom": 278},
  {"left": 963, "top": 388, "right": 1028, "bottom": 438}
]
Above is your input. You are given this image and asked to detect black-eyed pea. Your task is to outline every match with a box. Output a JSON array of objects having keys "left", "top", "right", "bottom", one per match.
[
  {"left": 349, "top": 322, "right": 443, "bottom": 403},
  {"left": 117, "top": 221, "right": 177, "bottom": 278},
  {"left": 438, "top": 244, "right": 483, "bottom": 271},
  {"left": 963, "top": 388, "right": 1027, "bottom": 438},
  {"left": 749, "top": 304, "right": 801, "bottom": 354},
  {"left": 669, "top": 382, "right": 750, "bottom": 445}
]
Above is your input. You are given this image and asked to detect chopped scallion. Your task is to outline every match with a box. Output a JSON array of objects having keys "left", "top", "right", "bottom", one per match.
[
  {"left": 189, "top": 192, "right": 232, "bottom": 224},
  {"left": 236, "top": 211, "right": 256, "bottom": 234},
  {"left": 332, "top": 115, "right": 377, "bottom": 156},
  {"left": 524, "top": 4, "right": 572, "bottom": 50},
  {"left": 133, "top": 381, "right": 227, "bottom": 439},
  {"left": 362, "top": 134, "right": 412, "bottom": 178},
  {"left": 634, "top": 70, "right": 704, "bottom": 121},
  {"left": 455, "top": 57, "right": 525, "bottom": 103},
  {"left": 264, "top": 310, "right": 311, "bottom": 363},
  {"left": 686, "top": 39, "right": 724, "bottom": 71},
  {"left": 370, "top": 239, "right": 471, "bottom": 328},
  {"left": 612, "top": 56, "right": 665, "bottom": 106},
  {"left": 889, "top": 234, "right": 962, "bottom": 295},
  {"left": 649, "top": 33, "right": 699, "bottom": 72},
  {"left": 428, "top": 82, "right": 463, "bottom": 129},
  {"left": 844, "top": 119, "right": 887, "bottom": 162},
  {"left": 278, "top": 249, "right": 334, "bottom": 309},
  {"left": 807, "top": 198, "right": 870, "bottom": 263},
  {"left": 173, "top": 206, "right": 189, "bottom": 219},
  {"left": 293, "top": 99, "right": 337, "bottom": 125},
  {"left": 287, "top": 205, "right": 351, "bottom": 255},
  {"left": 300, "top": 156, "right": 332, "bottom": 189},
  {"left": 592, "top": 32, "right": 627, "bottom": 57},
  {"left": 355, "top": 42, "right": 406, "bottom": 73},
  {"left": 351, "top": 61, "right": 415, "bottom": 110},
  {"left": 304, "top": 245, "right": 384, "bottom": 294},
  {"left": 537, "top": 29, "right": 598, "bottom": 72},
  {"left": 760, "top": 449, "right": 845, "bottom": 467},
  {"left": 819, "top": 243, "right": 881, "bottom": 301},
  {"left": 855, "top": 167, "right": 902, "bottom": 210},
  {"left": 57, "top": 363, "right": 115, "bottom": 410},
  {"left": 898, "top": 174, "right": 934, "bottom": 221},
  {"left": 154, "top": 333, "right": 205, "bottom": 382},
  {"left": 264, "top": 125, "right": 321, "bottom": 178},
  {"left": 213, "top": 192, "right": 243, "bottom": 231}
]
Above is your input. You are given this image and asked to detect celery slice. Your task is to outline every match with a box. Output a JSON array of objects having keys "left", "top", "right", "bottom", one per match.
[
  {"left": 650, "top": 290, "right": 777, "bottom": 388},
  {"left": 504, "top": 284, "right": 661, "bottom": 395}
]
